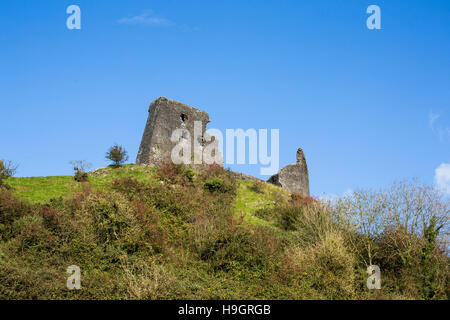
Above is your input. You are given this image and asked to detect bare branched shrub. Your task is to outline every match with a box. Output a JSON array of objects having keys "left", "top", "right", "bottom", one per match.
[
  {"left": 326, "top": 180, "right": 450, "bottom": 299},
  {"left": 336, "top": 180, "right": 449, "bottom": 268},
  {"left": 0, "top": 160, "right": 18, "bottom": 187},
  {"left": 382, "top": 181, "right": 449, "bottom": 238},
  {"left": 334, "top": 188, "right": 386, "bottom": 265},
  {"left": 70, "top": 160, "right": 91, "bottom": 182}
]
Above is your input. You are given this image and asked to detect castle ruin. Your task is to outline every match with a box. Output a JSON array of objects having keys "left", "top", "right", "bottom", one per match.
[
  {"left": 267, "top": 148, "right": 310, "bottom": 196},
  {"left": 137, "top": 97, "right": 309, "bottom": 196},
  {"left": 136, "top": 97, "right": 214, "bottom": 167}
]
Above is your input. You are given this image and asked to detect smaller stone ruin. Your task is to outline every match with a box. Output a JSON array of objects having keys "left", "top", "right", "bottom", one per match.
[{"left": 267, "top": 148, "right": 310, "bottom": 196}]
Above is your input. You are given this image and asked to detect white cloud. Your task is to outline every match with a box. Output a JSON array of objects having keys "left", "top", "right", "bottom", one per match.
[
  {"left": 429, "top": 111, "right": 440, "bottom": 130},
  {"left": 435, "top": 163, "right": 450, "bottom": 195},
  {"left": 429, "top": 111, "right": 449, "bottom": 142},
  {"left": 118, "top": 10, "right": 174, "bottom": 26}
]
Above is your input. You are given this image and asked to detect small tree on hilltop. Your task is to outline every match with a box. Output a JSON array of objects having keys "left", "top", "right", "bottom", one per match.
[
  {"left": 106, "top": 144, "right": 129, "bottom": 167},
  {"left": 0, "top": 160, "right": 18, "bottom": 187}
]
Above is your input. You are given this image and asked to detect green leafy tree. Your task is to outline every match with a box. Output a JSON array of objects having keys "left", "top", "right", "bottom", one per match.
[{"left": 106, "top": 144, "right": 129, "bottom": 167}]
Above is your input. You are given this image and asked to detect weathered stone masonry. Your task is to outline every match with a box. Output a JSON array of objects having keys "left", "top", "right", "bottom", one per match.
[
  {"left": 267, "top": 148, "right": 310, "bottom": 196},
  {"left": 136, "top": 97, "right": 210, "bottom": 167}
]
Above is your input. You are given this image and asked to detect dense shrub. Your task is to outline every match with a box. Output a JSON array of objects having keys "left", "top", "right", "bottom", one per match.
[
  {"left": 253, "top": 207, "right": 274, "bottom": 222},
  {"left": 278, "top": 199, "right": 335, "bottom": 237},
  {"left": 199, "top": 165, "right": 237, "bottom": 193},
  {"left": 248, "top": 181, "right": 265, "bottom": 194},
  {"left": 373, "top": 222, "right": 449, "bottom": 299},
  {"left": 12, "top": 214, "right": 53, "bottom": 251},
  {"left": 157, "top": 163, "right": 186, "bottom": 184},
  {"left": 192, "top": 212, "right": 280, "bottom": 274},
  {"left": 281, "top": 232, "right": 356, "bottom": 299},
  {"left": 185, "top": 169, "right": 196, "bottom": 183},
  {"left": 204, "top": 177, "right": 225, "bottom": 193},
  {"left": 0, "top": 189, "right": 31, "bottom": 240},
  {"left": 0, "top": 168, "right": 448, "bottom": 300},
  {"left": 290, "top": 194, "right": 315, "bottom": 204}
]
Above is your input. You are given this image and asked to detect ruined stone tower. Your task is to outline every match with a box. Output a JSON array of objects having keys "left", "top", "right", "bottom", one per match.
[
  {"left": 267, "top": 148, "right": 310, "bottom": 196},
  {"left": 136, "top": 97, "right": 212, "bottom": 167}
]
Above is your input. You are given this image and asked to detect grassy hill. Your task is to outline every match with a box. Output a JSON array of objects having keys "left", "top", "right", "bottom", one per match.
[
  {"left": 0, "top": 164, "right": 448, "bottom": 299},
  {"left": 5, "top": 165, "right": 287, "bottom": 228}
]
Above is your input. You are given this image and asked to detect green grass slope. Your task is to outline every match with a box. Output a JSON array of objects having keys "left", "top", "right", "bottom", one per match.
[{"left": 5, "top": 165, "right": 158, "bottom": 204}]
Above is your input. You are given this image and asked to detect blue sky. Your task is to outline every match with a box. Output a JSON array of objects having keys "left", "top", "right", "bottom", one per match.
[{"left": 1, "top": 0, "right": 449, "bottom": 197}]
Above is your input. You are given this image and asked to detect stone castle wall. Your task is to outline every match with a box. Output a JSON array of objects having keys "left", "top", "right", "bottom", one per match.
[
  {"left": 136, "top": 97, "right": 210, "bottom": 167},
  {"left": 267, "top": 148, "right": 310, "bottom": 196}
]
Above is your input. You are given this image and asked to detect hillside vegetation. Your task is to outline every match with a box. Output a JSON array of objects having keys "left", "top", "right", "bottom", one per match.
[{"left": 1, "top": 164, "right": 449, "bottom": 299}]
